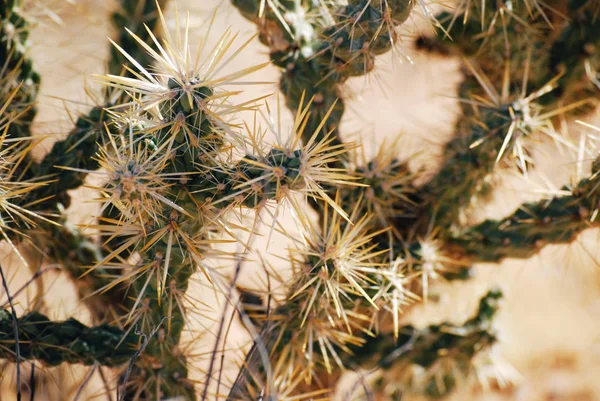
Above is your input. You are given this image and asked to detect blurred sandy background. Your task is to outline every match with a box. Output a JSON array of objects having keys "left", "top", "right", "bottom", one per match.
[{"left": 2, "top": 0, "right": 600, "bottom": 400}]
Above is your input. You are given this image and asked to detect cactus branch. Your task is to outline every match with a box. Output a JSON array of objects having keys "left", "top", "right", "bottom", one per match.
[
  {"left": 350, "top": 290, "right": 502, "bottom": 399},
  {"left": 450, "top": 157, "right": 600, "bottom": 262},
  {"left": 0, "top": 310, "right": 138, "bottom": 367}
]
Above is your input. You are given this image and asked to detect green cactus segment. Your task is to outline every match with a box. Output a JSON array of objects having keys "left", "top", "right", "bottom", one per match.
[
  {"left": 120, "top": 245, "right": 196, "bottom": 400},
  {"left": 355, "top": 290, "right": 501, "bottom": 398},
  {"left": 548, "top": 1, "right": 600, "bottom": 112},
  {"left": 6, "top": 0, "right": 174, "bottom": 323},
  {"left": 419, "top": 5, "right": 555, "bottom": 91},
  {"left": 191, "top": 148, "right": 312, "bottom": 209},
  {"left": 31, "top": 106, "right": 114, "bottom": 210},
  {"left": 0, "top": 310, "right": 138, "bottom": 366},
  {"left": 233, "top": 0, "right": 414, "bottom": 145},
  {"left": 279, "top": 56, "right": 346, "bottom": 148},
  {"left": 0, "top": 0, "right": 40, "bottom": 140},
  {"left": 109, "top": 0, "right": 170, "bottom": 76},
  {"left": 87, "top": 11, "right": 354, "bottom": 395},
  {"left": 102, "top": 126, "right": 346, "bottom": 398},
  {"left": 418, "top": 1, "right": 599, "bottom": 112},
  {"left": 420, "top": 101, "right": 537, "bottom": 228},
  {"left": 7, "top": 106, "right": 121, "bottom": 317},
  {"left": 451, "top": 159, "right": 600, "bottom": 262},
  {"left": 408, "top": 2, "right": 599, "bottom": 233}
]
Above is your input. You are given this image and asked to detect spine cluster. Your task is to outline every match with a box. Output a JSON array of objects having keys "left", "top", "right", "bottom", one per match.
[{"left": 1, "top": 1, "right": 600, "bottom": 401}]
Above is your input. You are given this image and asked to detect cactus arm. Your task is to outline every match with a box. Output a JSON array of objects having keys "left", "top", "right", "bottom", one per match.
[
  {"left": 108, "top": 0, "right": 171, "bottom": 76},
  {"left": 31, "top": 0, "right": 171, "bottom": 211},
  {"left": 407, "top": 1, "right": 598, "bottom": 231},
  {"left": 0, "top": 310, "right": 138, "bottom": 367},
  {"left": 450, "top": 162, "right": 600, "bottom": 262},
  {"left": 548, "top": 1, "right": 600, "bottom": 111},
  {"left": 228, "top": 287, "right": 500, "bottom": 401},
  {"left": 0, "top": 0, "right": 41, "bottom": 142},
  {"left": 418, "top": 1, "right": 599, "bottom": 112},
  {"left": 351, "top": 290, "right": 501, "bottom": 399},
  {"left": 27, "top": 105, "right": 113, "bottom": 210},
  {"left": 5, "top": 0, "right": 174, "bottom": 320},
  {"left": 417, "top": 107, "right": 520, "bottom": 228},
  {"left": 231, "top": 0, "right": 414, "bottom": 146}
]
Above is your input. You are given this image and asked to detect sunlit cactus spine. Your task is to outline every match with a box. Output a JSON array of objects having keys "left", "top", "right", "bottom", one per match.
[{"left": 2, "top": 0, "right": 600, "bottom": 401}]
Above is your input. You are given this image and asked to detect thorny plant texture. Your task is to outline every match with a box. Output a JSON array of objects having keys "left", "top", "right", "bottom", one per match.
[{"left": 1, "top": 0, "right": 600, "bottom": 401}]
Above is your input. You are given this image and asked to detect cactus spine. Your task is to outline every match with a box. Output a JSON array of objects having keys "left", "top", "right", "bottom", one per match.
[{"left": 1, "top": 1, "right": 600, "bottom": 401}]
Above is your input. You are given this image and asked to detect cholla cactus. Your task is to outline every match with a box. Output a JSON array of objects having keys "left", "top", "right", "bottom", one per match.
[{"left": 1, "top": 0, "right": 600, "bottom": 401}]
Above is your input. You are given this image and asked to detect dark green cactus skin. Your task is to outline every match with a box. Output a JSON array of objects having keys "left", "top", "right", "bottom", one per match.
[
  {"left": 0, "top": 0, "right": 40, "bottom": 141},
  {"left": 354, "top": 290, "right": 501, "bottom": 398},
  {"left": 120, "top": 247, "right": 196, "bottom": 400},
  {"left": 29, "top": 0, "right": 169, "bottom": 210},
  {"left": 404, "top": 1, "right": 595, "bottom": 235},
  {"left": 228, "top": 285, "right": 497, "bottom": 401},
  {"left": 0, "top": 310, "right": 138, "bottom": 366},
  {"left": 30, "top": 0, "right": 170, "bottom": 212},
  {"left": 5, "top": 0, "right": 600, "bottom": 400},
  {"left": 108, "top": 0, "right": 170, "bottom": 76},
  {"left": 109, "top": 78, "right": 345, "bottom": 398},
  {"left": 451, "top": 156, "right": 600, "bottom": 262},
  {"left": 190, "top": 147, "right": 310, "bottom": 209},
  {"left": 418, "top": 6, "right": 556, "bottom": 95},
  {"left": 100, "top": 0, "right": 174, "bottom": 277},
  {"left": 10, "top": 0, "right": 172, "bottom": 321},
  {"left": 417, "top": 0, "right": 599, "bottom": 112},
  {"left": 420, "top": 105, "right": 529, "bottom": 228},
  {"left": 357, "top": 290, "right": 500, "bottom": 368},
  {"left": 233, "top": 0, "right": 414, "bottom": 147},
  {"left": 548, "top": 1, "right": 600, "bottom": 112},
  {"left": 31, "top": 106, "right": 114, "bottom": 210},
  {"left": 0, "top": 2, "right": 113, "bottom": 308},
  {"left": 225, "top": 2, "right": 508, "bottom": 399}
]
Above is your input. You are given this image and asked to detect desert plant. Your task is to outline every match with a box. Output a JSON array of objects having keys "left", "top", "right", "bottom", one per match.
[{"left": 1, "top": 0, "right": 600, "bottom": 401}]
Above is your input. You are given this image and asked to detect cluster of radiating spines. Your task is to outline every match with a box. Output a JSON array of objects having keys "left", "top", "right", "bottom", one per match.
[
  {"left": 226, "top": 197, "right": 478, "bottom": 400},
  {"left": 0, "top": 1, "right": 176, "bottom": 327},
  {"left": 340, "top": 141, "right": 421, "bottom": 236},
  {"left": 417, "top": 60, "right": 584, "bottom": 229},
  {"left": 79, "top": 6, "right": 377, "bottom": 397},
  {"left": 226, "top": 136, "right": 600, "bottom": 399},
  {"left": 62, "top": 9, "right": 259, "bottom": 399},
  {"left": 418, "top": 0, "right": 600, "bottom": 115},
  {"left": 227, "top": 201, "right": 389, "bottom": 399},
  {"left": 232, "top": 127, "right": 600, "bottom": 401},
  {"left": 87, "top": 122, "right": 360, "bottom": 399},
  {"left": 232, "top": 0, "right": 417, "bottom": 146},
  {"left": 24, "top": 0, "right": 171, "bottom": 221}
]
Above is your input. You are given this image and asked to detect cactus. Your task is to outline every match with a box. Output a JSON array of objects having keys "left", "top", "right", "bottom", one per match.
[
  {"left": 1, "top": 0, "right": 600, "bottom": 401},
  {"left": 0, "top": 309, "right": 138, "bottom": 366}
]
